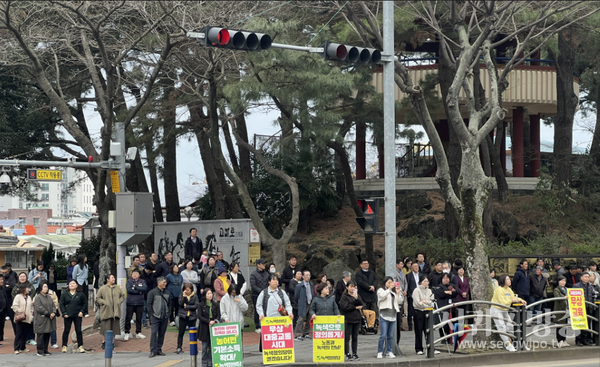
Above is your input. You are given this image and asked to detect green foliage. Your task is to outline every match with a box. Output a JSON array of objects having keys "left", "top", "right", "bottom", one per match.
[
  {"left": 192, "top": 189, "right": 216, "bottom": 221},
  {"left": 53, "top": 257, "right": 69, "bottom": 282},
  {"left": 41, "top": 243, "right": 55, "bottom": 267},
  {"left": 488, "top": 235, "right": 564, "bottom": 257},
  {"left": 396, "top": 235, "right": 467, "bottom": 266},
  {"left": 534, "top": 168, "right": 576, "bottom": 220}
]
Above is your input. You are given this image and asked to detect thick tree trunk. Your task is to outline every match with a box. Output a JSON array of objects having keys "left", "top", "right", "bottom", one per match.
[
  {"left": 145, "top": 141, "right": 164, "bottom": 223},
  {"left": 491, "top": 125, "right": 509, "bottom": 202},
  {"left": 163, "top": 124, "right": 181, "bottom": 221},
  {"left": 552, "top": 29, "right": 578, "bottom": 188},
  {"left": 590, "top": 85, "right": 600, "bottom": 167},
  {"left": 220, "top": 109, "right": 240, "bottom": 176},
  {"left": 334, "top": 154, "right": 345, "bottom": 210},
  {"left": 327, "top": 141, "right": 363, "bottom": 217},
  {"left": 438, "top": 51, "right": 460, "bottom": 241},
  {"left": 235, "top": 114, "right": 253, "bottom": 183}
]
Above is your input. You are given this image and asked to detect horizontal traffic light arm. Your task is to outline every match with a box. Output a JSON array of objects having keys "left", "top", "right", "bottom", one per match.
[{"left": 186, "top": 30, "right": 395, "bottom": 62}]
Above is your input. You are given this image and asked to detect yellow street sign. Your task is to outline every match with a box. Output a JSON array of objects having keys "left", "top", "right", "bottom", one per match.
[
  {"left": 27, "top": 169, "right": 62, "bottom": 181},
  {"left": 110, "top": 170, "right": 120, "bottom": 193}
]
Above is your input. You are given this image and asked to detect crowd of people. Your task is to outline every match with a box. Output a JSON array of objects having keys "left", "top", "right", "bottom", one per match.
[{"left": 1, "top": 233, "right": 599, "bottom": 361}]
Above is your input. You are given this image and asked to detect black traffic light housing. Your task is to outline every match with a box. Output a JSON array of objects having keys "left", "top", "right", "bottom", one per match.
[
  {"left": 320, "top": 41, "right": 382, "bottom": 64},
  {"left": 200, "top": 26, "right": 272, "bottom": 51},
  {"left": 356, "top": 199, "right": 379, "bottom": 233}
]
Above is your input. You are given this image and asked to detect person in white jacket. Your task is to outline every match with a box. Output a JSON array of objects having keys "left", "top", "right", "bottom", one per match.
[
  {"left": 220, "top": 286, "right": 248, "bottom": 331},
  {"left": 376, "top": 276, "right": 404, "bottom": 359}
]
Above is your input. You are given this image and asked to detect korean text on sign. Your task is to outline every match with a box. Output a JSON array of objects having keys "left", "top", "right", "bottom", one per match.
[
  {"left": 211, "top": 322, "right": 243, "bottom": 367},
  {"left": 261, "top": 316, "right": 294, "bottom": 364},
  {"left": 313, "top": 316, "right": 345, "bottom": 363},
  {"left": 567, "top": 289, "right": 588, "bottom": 330}
]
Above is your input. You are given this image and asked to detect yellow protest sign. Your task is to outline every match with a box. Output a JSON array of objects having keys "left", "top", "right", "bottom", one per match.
[
  {"left": 313, "top": 316, "right": 345, "bottom": 363},
  {"left": 261, "top": 316, "right": 294, "bottom": 364},
  {"left": 568, "top": 288, "right": 588, "bottom": 330}
]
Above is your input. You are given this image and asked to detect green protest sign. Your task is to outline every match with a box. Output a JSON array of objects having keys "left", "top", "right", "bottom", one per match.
[{"left": 211, "top": 322, "right": 244, "bottom": 367}]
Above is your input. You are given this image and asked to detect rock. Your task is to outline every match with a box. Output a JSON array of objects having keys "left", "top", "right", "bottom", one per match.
[
  {"left": 323, "top": 248, "right": 335, "bottom": 259},
  {"left": 296, "top": 243, "right": 309, "bottom": 253},
  {"left": 337, "top": 248, "right": 360, "bottom": 270},
  {"left": 304, "top": 253, "right": 330, "bottom": 278},
  {"left": 343, "top": 239, "right": 360, "bottom": 246},
  {"left": 397, "top": 192, "right": 432, "bottom": 219},
  {"left": 288, "top": 236, "right": 306, "bottom": 244},
  {"left": 398, "top": 215, "right": 445, "bottom": 239},
  {"left": 525, "top": 229, "right": 538, "bottom": 241},
  {"left": 374, "top": 249, "right": 383, "bottom": 258},
  {"left": 323, "top": 260, "right": 355, "bottom": 284},
  {"left": 491, "top": 207, "right": 519, "bottom": 243}
]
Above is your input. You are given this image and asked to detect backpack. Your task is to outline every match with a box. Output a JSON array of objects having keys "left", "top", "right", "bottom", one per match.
[
  {"left": 204, "top": 267, "right": 216, "bottom": 286},
  {"left": 262, "top": 288, "right": 287, "bottom": 316}
]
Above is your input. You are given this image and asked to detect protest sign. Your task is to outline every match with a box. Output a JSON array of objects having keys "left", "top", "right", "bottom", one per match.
[
  {"left": 313, "top": 316, "right": 345, "bottom": 363},
  {"left": 261, "top": 316, "right": 294, "bottom": 364},
  {"left": 211, "top": 322, "right": 243, "bottom": 367},
  {"left": 567, "top": 289, "right": 588, "bottom": 330}
]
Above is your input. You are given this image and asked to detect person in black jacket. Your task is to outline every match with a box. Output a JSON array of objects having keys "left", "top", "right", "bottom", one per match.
[
  {"left": 1, "top": 265, "right": 18, "bottom": 335},
  {"left": 574, "top": 272, "right": 595, "bottom": 346},
  {"left": 335, "top": 272, "right": 352, "bottom": 305},
  {"left": 416, "top": 253, "right": 431, "bottom": 276},
  {"left": 141, "top": 263, "right": 156, "bottom": 328},
  {"left": 338, "top": 281, "right": 363, "bottom": 361},
  {"left": 405, "top": 263, "right": 422, "bottom": 331},
  {"left": 565, "top": 266, "right": 581, "bottom": 288},
  {"left": 184, "top": 228, "right": 202, "bottom": 260},
  {"left": 176, "top": 283, "right": 199, "bottom": 354},
  {"left": 124, "top": 269, "right": 147, "bottom": 340},
  {"left": 59, "top": 280, "right": 88, "bottom": 353},
  {"left": 147, "top": 277, "right": 170, "bottom": 358},
  {"left": 512, "top": 260, "right": 530, "bottom": 301},
  {"left": 355, "top": 260, "right": 378, "bottom": 315},
  {"left": 529, "top": 266, "right": 548, "bottom": 323},
  {"left": 46, "top": 264, "right": 58, "bottom": 292},
  {"left": 155, "top": 252, "right": 174, "bottom": 278},
  {"left": 432, "top": 273, "right": 458, "bottom": 343},
  {"left": 280, "top": 255, "right": 297, "bottom": 296},
  {"left": 198, "top": 289, "right": 220, "bottom": 367},
  {"left": 0, "top": 275, "right": 7, "bottom": 344}
]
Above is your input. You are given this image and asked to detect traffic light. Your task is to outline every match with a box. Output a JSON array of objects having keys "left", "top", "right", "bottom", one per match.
[
  {"left": 199, "top": 26, "right": 272, "bottom": 51},
  {"left": 356, "top": 199, "right": 379, "bottom": 233},
  {"left": 320, "top": 41, "right": 382, "bottom": 64}
]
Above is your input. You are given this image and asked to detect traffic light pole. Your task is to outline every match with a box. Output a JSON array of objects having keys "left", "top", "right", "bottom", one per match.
[{"left": 382, "top": 1, "right": 402, "bottom": 357}]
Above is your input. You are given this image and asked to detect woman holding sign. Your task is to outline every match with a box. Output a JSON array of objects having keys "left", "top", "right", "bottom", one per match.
[
  {"left": 309, "top": 283, "right": 340, "bottom": 318},
  {"left": 376, "top": 276, "right": 404, "bottom": 359},
  {"left": 339, "top": 281, "right": 363, "bottom": 361},
  {"left": 198, "top": 289, "right": 220, "bottom": 367}
]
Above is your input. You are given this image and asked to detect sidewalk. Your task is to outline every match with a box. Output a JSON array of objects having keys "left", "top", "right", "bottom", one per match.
[{"left": 1, "top": 307, "right": 597, "bottom": 366}]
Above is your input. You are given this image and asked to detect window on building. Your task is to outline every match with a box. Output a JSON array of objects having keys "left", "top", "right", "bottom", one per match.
[
  {"left": 41, "top": 193, "right": 49, "bottom": 201},
  {"left": 19, "top": 202, "right": 23, "bottom": 209},
  {"left": 41, "top": 183, "right": 49, "bottom": 191},
  {"left": 26, "top": 203, "right": 31, "bottom": 209},
  {"left": 4, "top": 251, "right": 34, "bottom": 270},
  {"left": 19, "top": 217, "right": 26, "bottom": 226},
  {"left": 33, "top": 218, "right": 40, "bottom": 226}
]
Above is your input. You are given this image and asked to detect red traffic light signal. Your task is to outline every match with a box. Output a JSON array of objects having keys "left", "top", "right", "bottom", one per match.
[
  {"left": 320, "top": 41, "right": 381, "bottom": 64},
  {"left": 201, "top": 27, "right": 272, "bottom": 51},
  {"left": 356, "top": 199, "right": 379, "bottom": 233}
]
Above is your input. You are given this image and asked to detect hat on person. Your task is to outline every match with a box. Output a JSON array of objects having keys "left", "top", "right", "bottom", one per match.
[
  {"left": 256, "top": 259, "right": 266, "bottom": 265},
  {"left": 217, "top": 266, "right": 227, "bottom": 275}
]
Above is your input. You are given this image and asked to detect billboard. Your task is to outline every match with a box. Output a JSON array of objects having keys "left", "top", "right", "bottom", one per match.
[{"left": 154, "top": 219, "right": 256, "bottom": 281}]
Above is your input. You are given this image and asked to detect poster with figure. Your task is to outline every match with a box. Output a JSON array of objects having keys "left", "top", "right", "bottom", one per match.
[
  {"left": 261, "top": 316, "right": 294, "bottom": 364},
  {"left": 154, "top": 219, "right": 254, "bottom": 282},
  {"left": 313, "top": 316, "right": 345, "bottom": 363},
  {"left": 568, "top": 289, "right": 588, "bottom": 330},
  {"left": 211, "top": 322, "right": 243, "bottom": 367}
]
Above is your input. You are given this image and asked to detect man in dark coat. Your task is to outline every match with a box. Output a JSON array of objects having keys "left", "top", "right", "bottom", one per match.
[
  {"left": 574, "top": 272, "right": 595, "bottom": 346},
  {"left": 406, "top": 262, "right": 421, "bottom": 331},
  {"left": 155, "top": 252, "right": 173, "bottom": 278},
  {"left": 184, "top": 228, "right": 202, "bottom": 259},
  {"left": 249, "top": 259, "right": 269, "bottom": 333},
  {"left": 416, "top": 253, "right": 431, "bottom": 275},
  {"left": 512, "top": 259, "right": 530, "bottom": 301},
  {"left": 428, "top": 261, "right": 444, "bottom": 286},
  {"left": 281, "top": 255, "right": 297, "bottom": 297},
  {"left": 335, "top": 272, "right": 352, "bottom": 305},
  {"left": 355, "top": 260, "right": 378, "bottom": 315},
  {"left": 0, "top": 264, "right": 17, "bottom": 334},
  {"left": 565, "top": 266, "right": 581, "bottom": 288},
  {"left": 0, "top": 275, "right": 7, "bottom": 343}
]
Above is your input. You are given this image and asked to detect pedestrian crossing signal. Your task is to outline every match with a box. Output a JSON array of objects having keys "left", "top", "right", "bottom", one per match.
[{"left": 356, "top": 199, "right": 379, "bottom": 233}]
